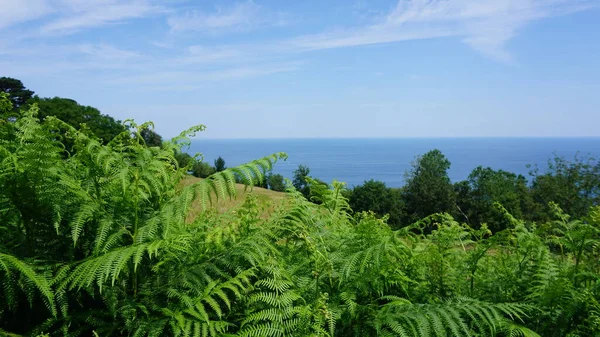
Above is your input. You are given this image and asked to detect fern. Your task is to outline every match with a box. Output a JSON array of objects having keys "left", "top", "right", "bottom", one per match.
[
  {"left": 3, "top": 101, "right": 596, "bottom": 336},
  {"left": 0, "top": 253, "right": 55, "bottom": 316},
  {"left": 376, "top": 298, "right": 531, "bottom": 337}
]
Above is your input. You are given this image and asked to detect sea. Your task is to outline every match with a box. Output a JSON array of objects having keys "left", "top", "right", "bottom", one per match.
[{"left": 188, "top": 138, "right": 600, "bottom": 188}]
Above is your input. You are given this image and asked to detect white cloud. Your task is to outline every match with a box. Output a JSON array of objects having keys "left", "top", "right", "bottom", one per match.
[
  {"left": 282, "top": 0, "right": 600, "bottom": 61},
  {"left": 1, "top": 0, "right": 597, "bottom": 96},
  {"left": 167, "top": 1, "right": 286, "bottom": 33},
  {"left": 109, "top": 62, "right": 302, "bottom": 89},
  {"left": 41, "top": 0, "right": 164, "bottom": 35},
  {"left": 185, "top": 45, "right": 243, "bottom": 63},
  {"left": 0, "top": 0, "right": 53, "bottom": 30},
  {"left": 78, "top": 44, "right": 140, "bottom": 60}
]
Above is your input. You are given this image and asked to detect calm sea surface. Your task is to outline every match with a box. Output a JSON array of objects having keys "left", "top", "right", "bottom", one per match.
[{"left": 188, "top": 138, "right": 600, "bottom": 188}]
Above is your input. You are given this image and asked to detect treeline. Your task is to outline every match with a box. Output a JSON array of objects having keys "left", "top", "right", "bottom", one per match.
[{"left": 313, "top": 149, "right": 600, "bottom": 233}]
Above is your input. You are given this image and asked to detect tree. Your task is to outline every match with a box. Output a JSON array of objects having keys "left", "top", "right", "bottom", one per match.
[
  {"left": 174, "top": 151, "right": 193, "bottom": 169},
  {"left": 529, "top": 154, "right": 600, "bottom": 221},
  {"left": 27, "top": 96, "right": 126, "bottom": 144},
  {"left": 191, "top": 161, "right": 216, "bottom": 178},
  {"left": 267, "top": 173, "right": 286, "bottom": 192},
  {"left": 0, "top": 77, "right": 34, "bottom": 109},
  {"left": 293, "top": 164, "right": 311, "bottom": 198},
  {"left": 402, "top": 149, "right": 456, "bottom": 223},
  {"left": 348, "top": 180, "right": 405, "bottom": 228},
  {"left": 456, "top": 166, "right": 532, "bottom": 232},
  {"left": 141, "top": 128, "right": 163, "bottom": 147},
  {"left": 214, "top": 156, "right": 227, "bottom": 172}
]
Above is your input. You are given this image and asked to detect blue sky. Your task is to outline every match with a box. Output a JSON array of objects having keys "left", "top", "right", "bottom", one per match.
[{"left": 1, "top": 0, "right": 599, "bottom": 138}]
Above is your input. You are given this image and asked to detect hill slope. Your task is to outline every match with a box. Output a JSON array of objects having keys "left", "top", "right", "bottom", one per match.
[{"left": 181, "top": 176, "right": 287, "bottom": 220}]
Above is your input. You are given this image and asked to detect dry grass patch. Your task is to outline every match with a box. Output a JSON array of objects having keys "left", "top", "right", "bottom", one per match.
[{"left": 180, "top": 176, "right": 287, "bottom": 221}]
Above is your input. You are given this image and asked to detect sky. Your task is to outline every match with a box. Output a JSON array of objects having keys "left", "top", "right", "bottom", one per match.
[{"left": 1, "top": 0, "right": 600, "bottom": 139}]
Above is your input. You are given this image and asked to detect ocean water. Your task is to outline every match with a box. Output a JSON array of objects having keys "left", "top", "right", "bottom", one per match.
[{"left": 188, "top": 138, "right": 600, "bottom": 188}]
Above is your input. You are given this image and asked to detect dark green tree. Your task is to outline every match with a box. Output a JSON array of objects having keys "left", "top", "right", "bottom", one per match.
[
  {"left": 292, "top": 164, "right": 311, "bottom": 198},
  {"left": 141, "top": 128, "right": 163, "bottom": 147},
  {"left": 27, "top": 96, "right": 126, "bottom": 144},
  {"left": 266, "top": 173, "right": 286, "bottom": 192},
  {"left": 402, "top": 149, "right": 456, "bottom": 223},
  {"left": 456, "top": 166, "right": 532, "bottom": 232},
  {"left": 192, "top": 161, "right": 216, "bottom": 178},
  {"left": 348, "top": 180, "right": 404, "bottom": 228},
  {"left": 529, "top": 154, "right": 600, "bottom": 221},
  {"left": 174, "top": 151, "right": 193, "bottom": 169},
  {"left": 0, "top": 77, "right": 34, "bottom": 110},
  {"left": 214, "top": 156, "right": 227, "bottom": 172}
]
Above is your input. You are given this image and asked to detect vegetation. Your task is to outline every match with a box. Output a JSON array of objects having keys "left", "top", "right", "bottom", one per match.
[
  {"left": 292, "top": 164, "right": 311, "bottom": 198},
  {"left": 27, "top": 96, "right": 127, "bottom": 145},
  {"left": 214, "top": 156, "right": 227, "bottom": 172},
  {"left": 0, "top": 77, "right": 34, "bottom": 110},
  {"left": 2, "top": 78, "right": 600, "bottom": 336},
  {"left": 345, "top": 150, "right": 600, "bottom": 235},
  {"left": 1, "top": 91, "right": 600, "bottom": 336},
  {"left": 266, "top": 173, "right": 286, "bottom": 192},
  {"left": 348, "top": 179, "right": 403, "bottom": 228}
]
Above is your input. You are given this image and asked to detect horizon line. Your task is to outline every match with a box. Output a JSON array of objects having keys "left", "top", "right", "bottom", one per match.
[{"left": 188, "top": 136, "right": 600, "bottom": 140}]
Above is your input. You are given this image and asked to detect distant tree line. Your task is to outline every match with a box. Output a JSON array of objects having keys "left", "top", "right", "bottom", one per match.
[{"left": 335, "top": 149, "right": 600, "bottom": 232}]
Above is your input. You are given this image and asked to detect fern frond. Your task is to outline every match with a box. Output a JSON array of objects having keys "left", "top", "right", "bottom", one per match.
[{"left": 0, "top": 253, "right": 55, "bottom": 316}]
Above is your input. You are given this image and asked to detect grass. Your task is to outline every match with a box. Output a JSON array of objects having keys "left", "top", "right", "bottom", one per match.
[{"left": 180, "top": 176, "right": 288, "bottom": 221}]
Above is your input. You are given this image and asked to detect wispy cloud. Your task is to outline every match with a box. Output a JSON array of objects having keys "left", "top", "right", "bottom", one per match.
[
  {"left": 41, "top": 0, "right": 164, "bottom": 35},
  {"left": 185, "top": 45, "right": 244, "bottom": 63},
  {"left": 167, "top": 1, "right": 288, "bottom": 33},
  {"left": 107, "top": 61, "right": 302, "bottom": 91},
  {"left": 1, "top": 0, "right": 597, "bottom": 97},
  {"left": 0, "top": 0, "right": 53, "bottom": 30},
  {"left": 78, "top": 44, "right": 140, "bottom": 60},
  {"left": 165, "top": 0, "right": 597, "bottom": 64},
  {"left": 284, "top": 0, "right": 600, "bottom": 61}
]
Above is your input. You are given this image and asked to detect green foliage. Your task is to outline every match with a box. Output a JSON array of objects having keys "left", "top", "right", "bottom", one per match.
[
  {"left": 1, "top": 104, "right": 599, "bottom": 336},
  {"left": 0, "top": 77, "right": 34, "bottom": 109},
  {"left": 348, "top": 179, "right": 404, "bottom": 228},
  {"left": 529, "top": 154, "right": 600, "bottom": 221},
  {"left": 402, "top": 150, "right": 456, "bottom": 223},
  {"left": 140, "top": 127, "right": 163, "bottom": 147},
  {"left": 214, "top": 156, "right": 227, "bottom": 172},
  {"left": 266, "top": 173, "right": 286, "bottom": 192},
  {"left": 27, "top": 96, "right": 127, "bottom": 144},
  {"left": 292, "top": 164, "right": 311, "bottom": 198},
  {"left": 192, "top": 161, "right": 217, "bottom": 178},
  {"left": 455, "top": 166, "right": 532, "bottom": 232},
  {"left": 0, "top": 92, "right": 12, "bottom": 113}
]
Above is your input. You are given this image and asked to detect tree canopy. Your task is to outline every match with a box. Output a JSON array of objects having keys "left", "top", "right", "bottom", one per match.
[
  {"left": 293, "top": 164, "right": 311, "bottom": 198},
  {"left": 402, "top": 149, "right": 456, "bottom": 223},
  {"left": 214, "top": 156, "right": 227, "bottom": 172},
  {"left": 529, "top": 155, "right": 600, "bottom": 220},
  {"left": 455, "top": 166, "right": 532, "bottom": 231},
  {"left": 28, "top": 96, "right": 127, "bottom": 144},
  {"left": 0, "top": 77, "right": 34, "bottom": 109},
  {"left": 348, "top": 179, "right": 404, "bottom": 228}
]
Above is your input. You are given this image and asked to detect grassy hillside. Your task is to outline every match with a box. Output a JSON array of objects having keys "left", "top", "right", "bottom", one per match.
[{"left": 180, "top": 176, "right": 287, "bottom": 220}]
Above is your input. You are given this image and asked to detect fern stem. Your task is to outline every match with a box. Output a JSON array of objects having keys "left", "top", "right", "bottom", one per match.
[{"left": 132, "top": 169, "right": 140, "bottom": 298}]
